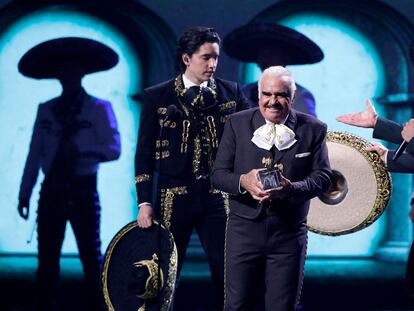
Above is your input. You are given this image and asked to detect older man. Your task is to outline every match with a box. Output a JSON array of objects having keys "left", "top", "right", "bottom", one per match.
[{"left": 211, "top": 66, "right": 331, "bottom": 311}]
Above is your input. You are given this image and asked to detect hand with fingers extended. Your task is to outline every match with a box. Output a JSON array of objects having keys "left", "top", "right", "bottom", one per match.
[
  {"left": 366, "top": 141, "right": 388, "bottom": 162},
  {"left": 336, "top": 99, "right": 378, "bottom": 128},
  {"left": 240, "top": 169, "right": 269, "bottom": 201},
  {"left": 137, "top": 203, "right": 154, "bottom": 228},
  {"left": 17, "top": 198, "right": 30, "bottom": 220},
  {"left": 260, "top": 174, "right": 293, "bottom": 203},
  {"left": 402, "top": 119, "right": 414, "bottom": 143}
]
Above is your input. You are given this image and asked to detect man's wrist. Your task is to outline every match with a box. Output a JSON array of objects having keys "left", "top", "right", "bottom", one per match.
[{"left": 238, "top": 174, "right": 247, "bottom": 194}]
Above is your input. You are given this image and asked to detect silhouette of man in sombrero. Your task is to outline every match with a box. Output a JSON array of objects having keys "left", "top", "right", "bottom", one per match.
[
  {"left": 17, "top": 37, "right": 121, "bottom": 311},
  {"left": 223, "top": 23, "right": 324, "bottom": 117}
]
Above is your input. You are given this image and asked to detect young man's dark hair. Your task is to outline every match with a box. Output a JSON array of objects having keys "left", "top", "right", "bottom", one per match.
[{"left": 176, "top": 26, "right": 221, "bottom": 72}]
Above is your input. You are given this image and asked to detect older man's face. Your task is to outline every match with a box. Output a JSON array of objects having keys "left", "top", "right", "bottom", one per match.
[{"left": 259, "top": 75, "right": 293, "bottom": 124}]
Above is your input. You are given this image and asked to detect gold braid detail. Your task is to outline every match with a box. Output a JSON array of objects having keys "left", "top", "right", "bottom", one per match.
[
  {"left": 207, "top": 115, "right": 218, "bottom": 148},
  {"left": 159, "top": 186, "right": 188, "bottom": 229},
  {"left": 135, "top": 174, "right": 152, "bottom": 184},
  {"left": 181, "top": 120, "right": 190, "bottom": 153}
]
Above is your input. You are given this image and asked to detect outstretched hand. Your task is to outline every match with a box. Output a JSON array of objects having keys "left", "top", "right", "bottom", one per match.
[
  {"left": 336, "top": 99, "right": 378, "bottom": 128},
  {"left": 17, "top": 198, "right": 29, "bottom": 220}
]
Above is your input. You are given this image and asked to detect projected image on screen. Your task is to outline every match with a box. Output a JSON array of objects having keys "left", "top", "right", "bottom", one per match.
[{"left": 0, "top": 8, "right": 141, "bottom": 254}]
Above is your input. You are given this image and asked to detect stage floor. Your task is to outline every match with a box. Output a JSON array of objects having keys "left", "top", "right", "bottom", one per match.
[{"left": 0, "top": 255, "right": 412, "bottom": 311}]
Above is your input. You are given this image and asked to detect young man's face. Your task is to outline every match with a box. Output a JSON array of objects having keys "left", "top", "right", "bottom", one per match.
[
  {"left": 183, "top": 42, "right": 219, "bottom": 85},
  {"left": 259, "top": 74, "right": 294, "bottom": 124}
]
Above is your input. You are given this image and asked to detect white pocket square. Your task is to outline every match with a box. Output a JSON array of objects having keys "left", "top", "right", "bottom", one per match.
[{"left": 295, "top": 152, "right": 311, "bottom": 158}]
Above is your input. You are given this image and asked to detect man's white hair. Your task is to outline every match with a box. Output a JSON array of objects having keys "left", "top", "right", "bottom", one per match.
[{"left": 257, "top": 66, "right": 296, "bottom": 99}]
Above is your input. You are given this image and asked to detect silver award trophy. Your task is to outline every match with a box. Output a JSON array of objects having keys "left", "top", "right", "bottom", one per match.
[{"left": 257, "top": 163, "right": 283, "bottom": 190}]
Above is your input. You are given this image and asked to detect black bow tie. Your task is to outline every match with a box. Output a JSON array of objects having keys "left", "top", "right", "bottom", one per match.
[{"left": 182, "top": 86, "right": 217, "bottom": 110}]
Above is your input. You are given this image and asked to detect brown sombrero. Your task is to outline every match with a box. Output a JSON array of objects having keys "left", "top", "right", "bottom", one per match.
[
  {"left": 223, "top": 23, "right": 324, "bottom": 65},
  {"left": 18, "top": 37, "right": 118, "bottom": 79}
]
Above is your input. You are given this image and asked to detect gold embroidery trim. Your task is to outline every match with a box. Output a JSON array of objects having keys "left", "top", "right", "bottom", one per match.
[
  {"left": 102, "top": 221, "right": 178, "bottom": 311},
  {"left": 160, "top": 186, "right": 188, "bottom": 229},
  {"left": 192, "top": 135, "right": 201, "bottom": 174},
  {"left": 220, "top": 115, "right": 229, "bottom": 123},
  {"left": 181, "top": 120, "right": 190, "bottom": 153},
  {"left": 134, "top": 253, "right": 163, "bottom": 300},
  {"left": 157, "top": 107, "right": 167, "bottom": 115},
  {"left": 156, "top": 140, "right": 170, "bottom": 148},
  {"left": 159, "top": 119, "right": 176, "bottom": 128},
  {"left": 262, "top": 157, "right": 272, "bottom": 168},
  {"left": 135, "top": 174, "right": 152, "bottom": 184},
  {"left": 207, "top": 115, "right": 218, "bottom": 148},
  {"left": 155, "top": 151, "right": 170, "bottom": 159},
  {"left": 219, "top": 101, "right": 236, "bottom": 111}
]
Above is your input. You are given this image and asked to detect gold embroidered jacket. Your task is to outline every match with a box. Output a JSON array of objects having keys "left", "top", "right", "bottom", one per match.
[{"left": 134, "top": 75, "right": 249, "bottom": 205}]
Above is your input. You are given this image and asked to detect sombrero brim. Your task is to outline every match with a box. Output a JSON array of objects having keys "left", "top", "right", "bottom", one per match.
[
  {"left": 18, "top": 37, "right": 119, "bottom": 79},
  {"left": 223, "top": 23, "right": 324, "bottom": 65},
  {"left": 102, "top": 221, "right": 177, "bottom": 311}
]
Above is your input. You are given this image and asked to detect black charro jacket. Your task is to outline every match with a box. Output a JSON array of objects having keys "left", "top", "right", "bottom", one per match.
[{"left": 134, "top": 75, "right": 249, "bottom": 205}]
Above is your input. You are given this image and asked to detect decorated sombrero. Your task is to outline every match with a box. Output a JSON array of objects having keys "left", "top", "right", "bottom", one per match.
[
  {"left": 223, "top": 23, "right": 324, "bottom": 65},
  {"left": 18, "top": 37, "right": 118, "bottom": 79},
  {"left": 102, "top": 221, "right": 177, "bottom": 311}
]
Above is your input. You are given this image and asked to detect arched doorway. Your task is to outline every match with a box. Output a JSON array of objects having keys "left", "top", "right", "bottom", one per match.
[
  {"left": 0, "top": 0, "right": 176, "bottom": 254},
  {"left": 241, "top": 0, "right": 414, "bottom": 259}
]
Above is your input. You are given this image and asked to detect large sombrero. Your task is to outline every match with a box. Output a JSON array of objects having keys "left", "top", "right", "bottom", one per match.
[
  {"left": 223, "top": 23, "right": 324, "bottom": 65},
  {"left": 102, "top": 221, "right": 177, "bottom": 311},
  {"left": 308, "top": 131, "right": 392, "bottom": 235},
  {"left": 18, "top": 37, "right": 118, "bottom": 79}
]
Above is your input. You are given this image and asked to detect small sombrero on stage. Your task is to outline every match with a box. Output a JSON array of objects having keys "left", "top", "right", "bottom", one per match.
[
  {"left": 223, "top": 23, "right": 324, "bottom": 65},
  {"left": 102, "top": 221, "right": 177, "bottom": 311},
  {"left": 18, "top": 37, "right": 118, "bottom": 79}
]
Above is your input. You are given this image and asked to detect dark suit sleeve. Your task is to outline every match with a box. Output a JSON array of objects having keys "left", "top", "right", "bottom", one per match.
[
  {"left": 134, "top": 89, "right": 158, "bottom": 205},
  {"left": 288, "top": 123, "right": 332, "bottom": 203},
  {"left": 211, "top": 117, "right": 242, "bottom": 195},
  {"left": 373, "top": 117, "right": 414, "bottom": 155},
  {"left": 236, "top": 83, "right": 251, "bottom": 111},
  {"left": 373, "top": 117, "right": 404, "bottom": 144},
  {"left": 386, "top": 151, "right": 414, "bottom": 173}
]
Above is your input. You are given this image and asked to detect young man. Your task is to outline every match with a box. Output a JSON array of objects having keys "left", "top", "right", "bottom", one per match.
[
  {"left": 134, "top": 26, "right": 249, "bottom": 309},
  {"left": 212, "top": 66, "right": 331, "bottom": 311}
]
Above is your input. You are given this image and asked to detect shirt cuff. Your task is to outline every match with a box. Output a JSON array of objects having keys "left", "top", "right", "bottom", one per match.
[
  {"left": 138, "top": 202, "right": 152, "bottom": 208},
  {"left": 382, "top": 150, "right": 388, "bottom": 166},
  {"left": 238, "top": 174, "right": 247, "bottom": 194}
]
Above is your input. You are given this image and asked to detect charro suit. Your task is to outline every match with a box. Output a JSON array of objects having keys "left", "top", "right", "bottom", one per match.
[
  {"left": 134, "top": 75, "right": 249, "bottom": 309},
  {"left": 211, "top": 108, "right": 331, "bottom": 311},
  {"left": 373, "top": 117, "right": 414, "bottom": 172}
]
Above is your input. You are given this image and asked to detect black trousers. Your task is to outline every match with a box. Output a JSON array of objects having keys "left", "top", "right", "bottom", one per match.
[
  {"left": 36, "top": 174, "right": 103, "bottom": 311},
  {"left": 157, "top": 179, "right": 227, "bottom": 311},
  {"left": 225, "top": 212, "right": 307, "bottom": 311}
]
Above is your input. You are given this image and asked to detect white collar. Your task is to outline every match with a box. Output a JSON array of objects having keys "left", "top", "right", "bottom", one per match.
[{"left": 182, "top": 74, "right": 209, "bottom": 88}]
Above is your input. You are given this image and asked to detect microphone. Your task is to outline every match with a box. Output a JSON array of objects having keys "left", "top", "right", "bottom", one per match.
[
  {"left": 164, "top": 104, "right": 178, "bottom": 122},
  {"left": 392, "top": 140, "right": 408, "bottom": 160}
]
